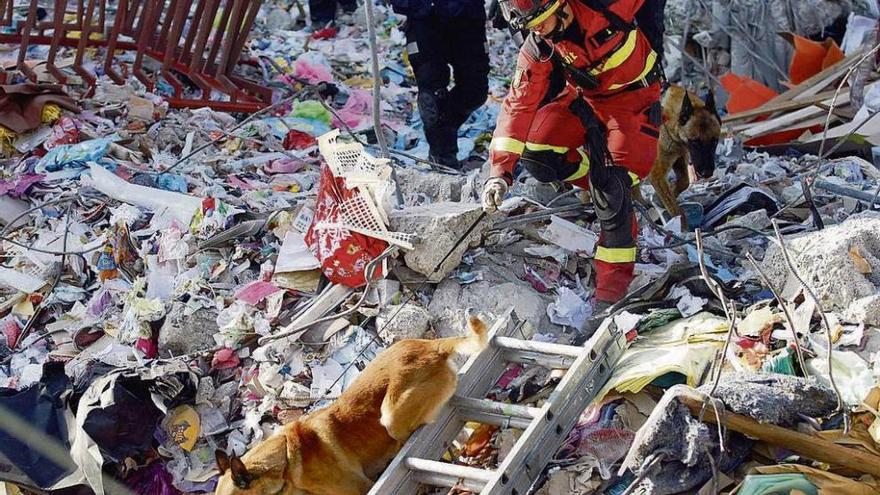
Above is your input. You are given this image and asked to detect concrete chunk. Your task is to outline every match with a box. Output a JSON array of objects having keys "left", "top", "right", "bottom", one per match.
[
  {"left": 428, "top": 279, "right": 549, "bottom": 338},
  {"left": 376, "top": 303, "right": 431, "bottom": 344},
  {"left": 158, "top": 303, "right": 220, "bottom": 356},
  {"left": 389, "top": 202, "right": 491, "bottom": 281},
  {"left": 843, "top": 294, "right": 880, "bottom": 326},
  {"left": 716, "top": 209, "right": 771, "bottom": 244},
  {"left": 761, "top": 212, "right": 880, "bottom": 311},
  {"left": 394, "top": 167, "right": 464, "bottom": 204}
]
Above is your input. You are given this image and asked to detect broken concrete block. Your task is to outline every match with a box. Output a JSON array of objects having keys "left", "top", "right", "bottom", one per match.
[
  {"left": 761, "top": 212, "right": 880, "bottom": 311},
  {"left": 376, "top": 303, "right": 431, "bottom": 344},
  {"left": 394, "top": 167, "right": 463, "bottom": 204},
  {"left": 389, "top": 202, "right": 491, "bottom": 282},
  {"left": 843, "top": 294, "right": 880, "bottom": 326},
  {"left": 428, "top": 279, "right": 549, "bottom": 338},
  {"left": 158, "top": 303, "right": 220, "bottom": 356},
  {"left": 716, "top": 209, "right": 771, "bottom": 244},
  {"left": 781, "top": 182, "right": 804, "bottom": 205},
  {"left": 701, "top": 373, "right": 837, "bottom": 426}
]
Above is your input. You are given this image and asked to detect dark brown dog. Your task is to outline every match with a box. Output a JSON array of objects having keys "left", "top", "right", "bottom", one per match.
[{"left": 642, "top": 85, "right": 722, "bottom": 223}]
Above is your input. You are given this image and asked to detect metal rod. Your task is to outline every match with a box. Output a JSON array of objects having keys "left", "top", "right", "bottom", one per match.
[
  {"left": 363, "top": 0, "right": 389, "bottom": 158},
  {"left": 745, "top": 252, "right": 809, "bottom": 375}
]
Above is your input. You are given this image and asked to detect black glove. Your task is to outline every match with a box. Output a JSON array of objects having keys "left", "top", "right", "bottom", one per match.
[{"left": 488, "top": 0, "right": 509, "bottom": 30}]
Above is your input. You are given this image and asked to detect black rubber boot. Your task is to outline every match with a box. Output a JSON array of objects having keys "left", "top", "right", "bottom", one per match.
[{"left": 430, "top": 152, "right": 461, "bottom": 169}]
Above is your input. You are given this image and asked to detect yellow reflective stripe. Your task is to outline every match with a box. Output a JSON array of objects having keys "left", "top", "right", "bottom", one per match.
[
  {"left": 595, "top": 246, "right": 637, "bottom": 263},
  {"left": 561, "top": 150, "right": 640, "bottom": 184},
  {"left": 490, "top": 137, "right": 525, "bottom": 155},
  {"left": 564, "top": 148, "right": 590, "bottom": 182},
  {"left": 629, "top": 171, "right": 640, "bottom": 186},
  {"left": 525, "top": 142, "right": 569, "bottom": 153},
  {"left": 524, "top": 0, "right": 561, "bottom": 29},
  {"left": 607, "top": 50, "right": 658, "bottom": 90},
  {"left": 590, "top": 30, "right": 639, "bottom": 76}
]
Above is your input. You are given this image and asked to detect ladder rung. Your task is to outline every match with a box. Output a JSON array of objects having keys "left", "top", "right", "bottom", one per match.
[
  {"left": 405, "top": 457, "right": 494, "bottom": 489},
  {"left": 502, "top": 348, "right": 576, "bottom": 369},
  {"left": 456, "top": 409, "right": 533, "bottom": 429},
  {"left": 493, "top": 336, "right": 581, "bottom": 358},
  {"left": 451, "top": 396, "right": 541, "bottom": 426},
  {"left": 452, "top": 395, "right": 536, "bottom": 429},
  {"left": 412, "top": 471, "right": 488, "bottom": 492}
]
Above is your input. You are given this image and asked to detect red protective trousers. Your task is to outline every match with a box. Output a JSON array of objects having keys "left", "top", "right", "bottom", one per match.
[{"left": 524, "top": 82, "right": 661, "bottom": 303}]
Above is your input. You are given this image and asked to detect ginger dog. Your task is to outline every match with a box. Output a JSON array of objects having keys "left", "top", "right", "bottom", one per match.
[
  {"left": 214, "top": 310, "right": 490, "bottom": 495},
  {"left": 642, "top": 85, "right": 721, "bottom": 222}
]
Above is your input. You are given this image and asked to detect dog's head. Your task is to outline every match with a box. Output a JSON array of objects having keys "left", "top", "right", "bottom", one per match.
[
  {"left": 677, "top": 90, "right": 722, "bottom": 179},
  {"left": 214, "top": 436, "right": 290, "bottom": 495}
]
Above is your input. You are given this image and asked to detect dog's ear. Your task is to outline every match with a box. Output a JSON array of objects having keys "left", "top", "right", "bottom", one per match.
[
  {"left": 678, "top": 94, "right": 694, "bottom": 127},
  {"left": 230, "top": 456, "right": 253, "bottom": 489},
  {"left": 216, "top": 450, "right": 231, "bottom": 474},
  {"left": 704, "top": 90, "right": 721, "bottom": 123}
]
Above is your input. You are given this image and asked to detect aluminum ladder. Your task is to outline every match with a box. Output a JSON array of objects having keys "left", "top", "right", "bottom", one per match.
[{"left": 368, "top": 309, "right": 628, "bottom": 494}]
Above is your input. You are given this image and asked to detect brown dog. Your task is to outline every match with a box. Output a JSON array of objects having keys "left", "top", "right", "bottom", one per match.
[
  {"left": 643, "top": 85, "right": 722, "bottom": 222},
  {"left": 213, "top": 310, "right": 490, "bottom": 495}
]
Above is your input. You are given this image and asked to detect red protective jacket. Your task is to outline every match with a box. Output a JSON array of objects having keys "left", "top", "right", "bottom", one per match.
[{"left": 489, "top": 0, "right": 657, "bottom": 180}]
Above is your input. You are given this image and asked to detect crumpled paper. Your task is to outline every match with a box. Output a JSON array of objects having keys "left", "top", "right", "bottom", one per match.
[{"left": 547, "top": 287, "right": 590, "bottom": 328}]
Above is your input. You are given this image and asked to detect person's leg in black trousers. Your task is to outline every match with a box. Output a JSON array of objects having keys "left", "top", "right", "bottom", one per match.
[
  {"left": 310, "top": 0, "right": 357, "bottom": 25},
  {"left": 446, "top": 16, "right": 490, "bottom": 154},
  {"left": 406, "top": 17, "right": 460, "bottom": 167},
  {"left": 339, "top": 0, "right": 357, "bottom": 14},
  {"left": 310, "top": 0, "right": 337, "bottom": 25}
]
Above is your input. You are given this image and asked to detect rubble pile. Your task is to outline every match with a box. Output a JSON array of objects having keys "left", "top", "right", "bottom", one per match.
[{"left": 2, "top": 0, "right": 880, "bottom": 494}]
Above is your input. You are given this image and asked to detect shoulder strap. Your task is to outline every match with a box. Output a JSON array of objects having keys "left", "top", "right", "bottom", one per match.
[
  {"left": 576, "top": 0, "right": 635, "bottom": 32},
  {"left": 525, "top": 33, "right": 604, "bottom": 91}
]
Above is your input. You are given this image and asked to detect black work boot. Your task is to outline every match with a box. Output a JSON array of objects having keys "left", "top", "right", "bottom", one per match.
[
  {"left": 429, "top": 151, "right": 461, "bottom": 169},
  {"left": 571, "top": 300, "right": 612, "bottom": 346}
]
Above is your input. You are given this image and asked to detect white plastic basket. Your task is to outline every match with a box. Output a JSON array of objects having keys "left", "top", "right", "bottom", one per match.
[
  {"left": 316, "top": 130, "right": 412, "bottom": 250},
  {"left": 318, "top": 129, "right": 391, "bottom": 182}
]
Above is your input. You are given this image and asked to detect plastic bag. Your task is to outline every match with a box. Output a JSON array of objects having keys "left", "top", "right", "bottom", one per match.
[{"left": 305, "top": 164, "right": 387, "bottom": 287}]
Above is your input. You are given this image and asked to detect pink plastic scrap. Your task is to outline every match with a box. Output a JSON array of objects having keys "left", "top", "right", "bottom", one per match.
[
  {"left": 235, "top": 280, "right": 282, "bottom": 305},
  {"left": 332, "top": 89, "right": 372, "bottom": 129},
  {"left": 292, "top": 57, "right": 333, "bottom": 85}
]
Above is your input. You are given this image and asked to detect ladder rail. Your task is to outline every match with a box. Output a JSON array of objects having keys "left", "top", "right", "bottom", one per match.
[{"left": 483, "top": 321, "right": 627, "bottom": 494}]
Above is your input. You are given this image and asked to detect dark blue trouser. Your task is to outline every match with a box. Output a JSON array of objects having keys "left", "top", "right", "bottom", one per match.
[
  {"left": 405, "top": 16, "right": 489, "bottom": 161},
  {"left": 310, "top": 0, "right": 357, "bottom": 24}
]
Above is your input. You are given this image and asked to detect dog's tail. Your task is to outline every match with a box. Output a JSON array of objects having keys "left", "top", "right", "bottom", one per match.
[{"left": 439, "top": 308, "right": 489, "bottom": 356}]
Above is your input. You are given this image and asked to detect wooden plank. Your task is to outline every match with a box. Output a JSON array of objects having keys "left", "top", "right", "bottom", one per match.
[
  {"left": 774, "top": 114, "right": 842, "bottom": 134},
  {"left": 681, "top": 396, "right": 880, "bottom": 478},
  {"left": 723, "top": 89, "right": 838, "bottom": 124},
  {"left": 742, "top": 92, "right": 851, "bottom": 139}
]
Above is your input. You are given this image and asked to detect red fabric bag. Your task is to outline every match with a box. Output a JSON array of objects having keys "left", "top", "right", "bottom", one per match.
[{"left": 304, "top": 164, "right": 387, "bottom": 287}]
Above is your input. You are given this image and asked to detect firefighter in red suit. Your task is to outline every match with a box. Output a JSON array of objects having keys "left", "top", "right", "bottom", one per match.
[{"left": 482, "top": 0, "right": 662, "bottom": 335}]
